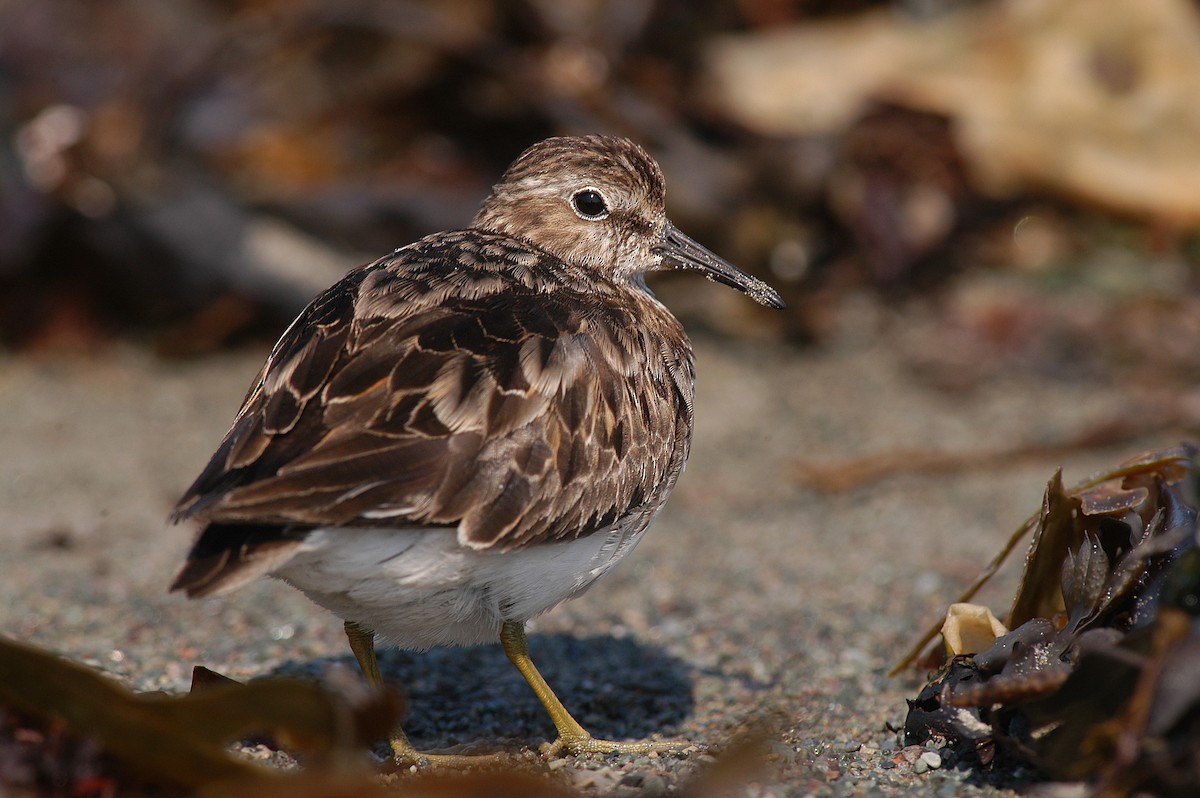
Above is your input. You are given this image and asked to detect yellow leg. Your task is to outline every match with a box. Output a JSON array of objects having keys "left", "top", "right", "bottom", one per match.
[
  {"left": 345, "top": 619, "right": 680, "bottom": 764},
  {"left": 500, "top": 620, "right": 678, "bottom": 757},
  {"left": 345, "top": 620, "right": 531, "bottom": 767},
  {"left": 344, "top": 620, "right": 423, "bottom": 762},
  {"left": 345, "top": 620, "right": 382, "bottom": 684}
]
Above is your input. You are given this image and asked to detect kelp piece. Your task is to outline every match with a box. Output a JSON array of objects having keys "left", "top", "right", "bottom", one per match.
[
  {"left": 904, "top": 444, "right": 1200, "bottom": 795},
  {"left": 0, "top": 637, "right": 402, "bottom": 790},
  {"left": 893, "top": 445, "right": 1197, "bottom": 673}
]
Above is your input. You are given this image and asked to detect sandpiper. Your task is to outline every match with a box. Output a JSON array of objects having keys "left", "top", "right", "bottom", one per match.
[{"left": 171, "top": 135, "right": 783, "bottom": 763}]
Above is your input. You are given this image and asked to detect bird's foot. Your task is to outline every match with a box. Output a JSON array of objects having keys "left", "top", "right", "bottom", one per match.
[
  {"left": 542, "top": 733, "right": 692, "bottom": 759},
  {"left": 389, "top": 737, "right": 535, "bottom": 769}
]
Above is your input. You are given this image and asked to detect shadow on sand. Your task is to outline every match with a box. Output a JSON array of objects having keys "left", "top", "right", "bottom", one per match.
[{"left": 274, "top": 632, "right": 694, "bottom": 751}]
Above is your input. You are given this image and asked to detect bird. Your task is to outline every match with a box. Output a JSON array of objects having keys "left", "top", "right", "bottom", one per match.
[{"left": 169, "top": 134, "right": 784, "bottom": 764}]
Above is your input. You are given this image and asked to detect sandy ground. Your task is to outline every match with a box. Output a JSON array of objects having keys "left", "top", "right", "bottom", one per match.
[{"left": 0, "top": 313, "right": 1162, "bottom": 795}]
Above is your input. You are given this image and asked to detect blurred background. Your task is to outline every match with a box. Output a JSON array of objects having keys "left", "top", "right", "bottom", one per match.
[
  {"left": 6, "top": 2, "right": 1200, "bottom": 792},
  {"left": 5, "top": 0, "right": 1200, "bottom": 389}
]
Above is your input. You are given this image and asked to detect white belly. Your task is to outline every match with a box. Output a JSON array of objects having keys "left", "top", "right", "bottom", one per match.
[{"left": 273, "top": 522, "right": 648, "bottom": 650}]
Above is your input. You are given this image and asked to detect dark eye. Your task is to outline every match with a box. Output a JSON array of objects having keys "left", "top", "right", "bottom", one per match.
[{"left": 571, "top": 188, "right": 609, "bottom": 220}]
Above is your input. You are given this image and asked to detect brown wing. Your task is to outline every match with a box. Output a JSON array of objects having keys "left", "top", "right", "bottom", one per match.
[{"left": 172, "top": 232, "right": 696, "bottom": 551}]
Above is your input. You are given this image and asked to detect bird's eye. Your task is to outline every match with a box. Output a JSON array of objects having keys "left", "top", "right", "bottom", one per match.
[{"left": 570, "top": 188, "right": 609, "bottom": 220}]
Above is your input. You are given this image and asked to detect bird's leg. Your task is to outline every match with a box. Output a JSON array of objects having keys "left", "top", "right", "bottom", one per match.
[
  {"left": 344, "top": 620, "right": 423, "bottom": 762},
  {"left": 345, "top": 620, "right": 531, "bottom": 767},
  {"left": 500, "top": 620, "right": 679, "bottom": 757},
  {"left": 345, "top": 620, "right": 383, "bottom": 684},
  {"left": 345, "top": 619, "right": 677, "bottom": 764}
]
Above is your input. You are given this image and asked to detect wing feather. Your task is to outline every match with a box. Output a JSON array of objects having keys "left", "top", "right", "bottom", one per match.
[{"left": 172, "top": 231, "right": 695, "bottom": 550}]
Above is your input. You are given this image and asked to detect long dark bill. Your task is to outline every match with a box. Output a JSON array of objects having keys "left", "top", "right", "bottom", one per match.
[{"left": 655, "top": 223, "right": 785, "bottom": 309}]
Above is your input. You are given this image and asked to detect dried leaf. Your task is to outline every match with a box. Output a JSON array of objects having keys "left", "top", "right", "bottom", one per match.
[
  {"left": 1008, "top": 469, "right": 1076, "bottom": 627},
  {"left": 1060, "top": 535, "right": 1111, "bottom": 624},
  {"left": 893, "top": 445, "right": 1196, "bottom": 673},
  {"left": 707, "top": 0, "right": 1200, "bottom": 224},
  {"left": 904, "top": 444, "right": 1200, "bottom": 792},
  {"left": 1080, "top": 484, "right": 1149, "bottom": 516},
  {"left": 0, "top": 637, "right": 403, "bottom": 789}
]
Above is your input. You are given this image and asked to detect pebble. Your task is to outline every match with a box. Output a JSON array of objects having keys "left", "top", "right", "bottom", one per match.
[
  {"left": 920, "top": 751, "right": 942, "bottom": 770},
  {"left": 620, "top": 771, "right": 645, "bottom": 787},
  {"left": 570, "top": 767, "right": 622, "bottom": 792},
  {"left": 768, "top": 740, "right": 799, "bottom": 764},
  {"left": 641, "top": 775, "right": 667, "bottom": 797}
]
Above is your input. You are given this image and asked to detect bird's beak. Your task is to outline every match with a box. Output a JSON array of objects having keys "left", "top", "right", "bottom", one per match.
[{"left": 654, "top": 223, "right": 785, "bottom": 309}]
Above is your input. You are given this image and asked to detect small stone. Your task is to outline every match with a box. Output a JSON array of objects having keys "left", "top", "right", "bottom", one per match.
[
  {"left": 920, "top": 751, "right": 942, "bottom": 770},
  {"left": 840, "top": 740, "right": 863, "bottom": 753},
  {"left": 913, "top": 758, "right": 929, "bottom": 774},
  {"left": 571, "top": 767, "right": 622, "bottom": 792},
  {"left": 619, "top": 771, "right": 645, "bottom": 787},
  {"left": 237, "top": 743, "right": 274, "bottom": 761},
  {"left": 641, "top": 775, "right": 667, "bottom": 797},
  {"left": 768, "top": 740, "right": 799, "bottom": 764}
]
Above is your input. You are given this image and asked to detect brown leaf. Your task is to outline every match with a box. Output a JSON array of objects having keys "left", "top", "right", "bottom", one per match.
[
  {"left": 1008, "top": 469, "right": 1076, "bottom": 628},
  {"left": 0, "top": 636, "right": 403, "bottom": 789},
  {"left": 904, "top": 444, "right": 1200, "bottom": 792},
  {"left": 707, "top": 0, "right": 1200, "bottom": 224}
]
